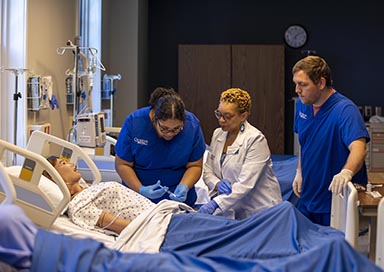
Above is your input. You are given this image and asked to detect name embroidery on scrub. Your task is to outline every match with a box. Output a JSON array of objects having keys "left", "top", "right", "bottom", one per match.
[
  {"left": 134, "top": 137, "right": 148, "bottom": 145},
  {"left": 299, "top": 111, "right": 307, "bottom": 120}
]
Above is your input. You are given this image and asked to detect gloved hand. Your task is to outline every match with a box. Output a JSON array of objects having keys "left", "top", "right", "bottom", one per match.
[
  {"left": 139, "top": 180, "right": 168, "bottom": 199},
  {"left": 198, "top": 200, "right": 219, "bottom": 215},
  {"left": 217, "top": 179, "right": 232, "bottom": 195},
  {"left": 292, "top": 169, "right": 303, "bottom": 198},
  {"left": 169, "top": 184, "right": 189, "bottom": 202},
  {"left": 329, "top": 169, "right": 353, "bottom": 194}
]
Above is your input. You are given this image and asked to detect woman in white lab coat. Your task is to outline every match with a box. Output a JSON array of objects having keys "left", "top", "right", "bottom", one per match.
[{"left": 199, "top": 88, "right": 282, "bottom": 219}]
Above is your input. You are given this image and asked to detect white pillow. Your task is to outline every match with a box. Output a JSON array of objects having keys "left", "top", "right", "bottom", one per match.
[{"left": 6, "top": 165, "right": 64, "bottom": 207}]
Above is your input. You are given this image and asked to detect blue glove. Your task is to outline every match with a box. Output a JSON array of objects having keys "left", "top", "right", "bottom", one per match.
[
  {"left": 139, "top": 180, "right": 168, "bottom": 199},
  {"left": 169, "top": 184, "right": 189, "bottom": 202},
  {"left": 218, "top": 179, "right": 232, "bottom": 195},
  {"left": 198, "top": 200, "right": 219, "bottom": 214}
]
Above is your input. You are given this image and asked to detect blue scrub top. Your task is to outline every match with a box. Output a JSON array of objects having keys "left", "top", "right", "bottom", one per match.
[
  {"left": 115, "top": 106, "right": 206, "bottom": 206},
  {"left": 294, "top": 92, "right": 370, "bottom": 213}
]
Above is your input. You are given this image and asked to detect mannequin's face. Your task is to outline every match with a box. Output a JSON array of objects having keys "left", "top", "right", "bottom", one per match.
[{"left": 54, "top": 159, "right": 81, "bottom": 185}]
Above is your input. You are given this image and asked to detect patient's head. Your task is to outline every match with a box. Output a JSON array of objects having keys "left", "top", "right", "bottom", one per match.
[{"left": 43, "top": 156, "right": 82, "bottom": 185}]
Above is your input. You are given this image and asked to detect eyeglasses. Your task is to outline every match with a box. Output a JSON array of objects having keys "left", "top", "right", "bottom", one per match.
[
  {"left": 157, "top": 120, "right": 184, "bottom": 135},
  {"left": 214, "top": 109, "right": 235, "bottom": 122}
]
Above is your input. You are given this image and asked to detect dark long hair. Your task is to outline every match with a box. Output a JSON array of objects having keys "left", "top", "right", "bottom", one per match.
[
  {"left": 42, "top": 155, "right": 58, "bottom": 181},
  {"left": 148, "top": 87, "right": 186, "bottom": 122}
]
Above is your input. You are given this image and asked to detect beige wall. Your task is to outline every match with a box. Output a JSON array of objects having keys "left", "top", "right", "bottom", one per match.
[
  {"left": 27, "top": 0, "right": 77, "bottom": 140},
  {"left": 102, "top": 0, "right": 139, "bottom": 126},
  {"left": 102, "top": 0, "right": 146, "bottom": 127},
  {"left": 27, "top": 0, "right": 146, "bottom": 137}
]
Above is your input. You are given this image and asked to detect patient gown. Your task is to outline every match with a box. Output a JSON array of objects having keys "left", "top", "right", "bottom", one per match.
[{"left": 67, "top": 182, "right": 155, "bottom": 233}]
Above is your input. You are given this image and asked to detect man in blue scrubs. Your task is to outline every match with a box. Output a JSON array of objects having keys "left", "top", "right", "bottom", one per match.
[
  {"left": 291, "top": 56, "right": 370, "bottom": 226},
  {"left": 115, "top": 87, "right": 206, "bottom": 207}
]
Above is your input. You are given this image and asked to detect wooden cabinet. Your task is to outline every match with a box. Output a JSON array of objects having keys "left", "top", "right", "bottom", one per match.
[{"left": 178, "top": 44, "right": 285, "bottom": 154}]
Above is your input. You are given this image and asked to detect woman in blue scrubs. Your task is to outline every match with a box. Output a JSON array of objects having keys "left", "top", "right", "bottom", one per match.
[{"left": 115, "top": 87, "right": 206, "bottom": 207}]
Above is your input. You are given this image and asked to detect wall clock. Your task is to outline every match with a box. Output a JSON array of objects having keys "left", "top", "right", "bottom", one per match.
[{"left": 284, "top": 25, "right": 308, "bottom": 49}]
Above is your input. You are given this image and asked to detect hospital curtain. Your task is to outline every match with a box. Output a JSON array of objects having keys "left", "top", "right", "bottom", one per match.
[
  {"left": 79, "top": 0, "right": 102, "bottom": 113},
  {"left": 0, "top": 0, "right": 27, "bottom": 165}
]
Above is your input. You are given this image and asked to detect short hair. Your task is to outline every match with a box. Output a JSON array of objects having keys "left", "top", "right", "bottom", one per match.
[
  {"left": 292, "top": 56, "right": 333, "bottom": 87},
  {"left": 149, "top": 87, "right": 186, "bottom": 122},
  {"left": 220, "top": 88, "right": 251, "bottom": 113}
]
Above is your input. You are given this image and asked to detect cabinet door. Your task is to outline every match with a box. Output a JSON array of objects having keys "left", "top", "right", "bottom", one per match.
[
  {"left": 178, "top": 44, "right": 285, "bottom": 154},
  {"left": 178, "top": 45, "right": 231, "bottom": 143},
  {"left": 232, "top": 45, "right": 285, "bottom": 154}
]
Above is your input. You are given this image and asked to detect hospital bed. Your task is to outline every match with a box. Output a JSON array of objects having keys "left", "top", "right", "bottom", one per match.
[
  {"left": 331, "top": 181, "right": 384, "bottom": 268},
  {"left": 0, "top": 131, "right": 117, "bottom": 246},
  {"left": 77, "top": 126, "right": 121, "bottom": 182},
  {"left": 0, "top": 130, "right": 298, "bottom": 234},
  {"left": 330, "top": 182, "right": 359, "bottom": 248},
  {"left": 376, "top": 196, "right": 384, "bottom": 269},
  {"left": 0, "top": 134, "right": 381, "bottom": 271},
  {"left": 77, "top": 135, "right": 121, "bottom": 182},
  {"left": 0, "top": 136, "right": 71, "bottom": 229},
  {"left": 0, "top": 161, "right": 16, "bottom": 205}
]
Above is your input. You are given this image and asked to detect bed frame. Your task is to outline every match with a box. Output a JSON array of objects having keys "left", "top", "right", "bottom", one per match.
[
  {"left": 0, "top": 161, "right": 16, "bottom": 204},
  {"left": 77, "top": 135, "right": 120, "bottom": 182},
  {"left": 376, "top": 197, "right": 384, "bottom": 268},
  {"left": 0, "top": 130, "right": 101, "bottom": 229},
  {"left": 330, "top": 182, "right": 359, "bottom": 248},
  {"left": 26, "top": 130, "right": 102, "bottom": 184}
]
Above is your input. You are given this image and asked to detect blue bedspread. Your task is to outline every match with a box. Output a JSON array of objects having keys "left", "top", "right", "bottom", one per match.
[
  {"left": 31, "top": 202, "right": 382, "bottom": 272},
  {"left": 271, "top": 154, "right": 299, "bottom": 204}
]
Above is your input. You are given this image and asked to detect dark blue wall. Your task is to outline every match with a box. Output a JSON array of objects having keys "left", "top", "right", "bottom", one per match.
[{"left": 147, "top": 0, "right": 384, "bottom": 152}]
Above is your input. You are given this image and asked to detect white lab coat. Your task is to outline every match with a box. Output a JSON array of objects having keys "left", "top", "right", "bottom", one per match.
[{"left": 203, "top": 121, "right": 282, "bottom": 219}]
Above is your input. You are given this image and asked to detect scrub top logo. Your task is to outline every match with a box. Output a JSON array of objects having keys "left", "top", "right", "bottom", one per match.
[
  {"left": 299, "top": 111, "right": 307, "bottom": 120},
  {"left": 134, "top": 137, "right": 148, "bottom": 145}
]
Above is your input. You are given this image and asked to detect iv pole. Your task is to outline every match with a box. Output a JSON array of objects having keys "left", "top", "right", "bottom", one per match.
[
  {"left": 2, "top": 68, "right": 29, "bottom": 165},
  {"left": 104, "top": 74, "right": 121, "bottom": 126},
  {"left": 57, "top": 40, "right": 105, "bottom": 143}
]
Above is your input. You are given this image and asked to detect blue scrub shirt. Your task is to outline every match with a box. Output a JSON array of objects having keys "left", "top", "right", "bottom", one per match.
[
  {"left": 115, "top": 106, "right": 206, "bottom": 206},
  {"left": 294, "top": 92, "right": 370, "bottom": 213}
]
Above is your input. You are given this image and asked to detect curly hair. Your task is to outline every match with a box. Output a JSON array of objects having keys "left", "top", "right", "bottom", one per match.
[{"left": 220, "top": 88, "right": 251, "bottom": 113}]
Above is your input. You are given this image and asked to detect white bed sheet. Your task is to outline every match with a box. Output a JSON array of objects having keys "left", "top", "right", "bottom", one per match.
[{"left": 51, "top": 215, "right": 117, "bottom": 248}]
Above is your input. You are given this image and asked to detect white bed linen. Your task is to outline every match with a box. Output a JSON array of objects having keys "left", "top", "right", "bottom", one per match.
[
  {"left": 51, "top": 200, "right": 194, "bottom": 252},
  {"left": 112, "top": 199, "right": 195, "bottom": 253},
  {"left": 51, "top": 215, "right": 117, "bottom": 248}
]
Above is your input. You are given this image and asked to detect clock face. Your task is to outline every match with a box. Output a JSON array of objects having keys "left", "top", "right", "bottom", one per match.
[{"left": 284, "top": 25, "right": 308, "bottom": 48}]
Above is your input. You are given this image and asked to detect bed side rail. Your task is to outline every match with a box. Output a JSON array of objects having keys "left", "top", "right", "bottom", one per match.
[
  {"left": 0, "top": 161, "right": 16, "bottom": 205},
  {"left": 0, "top": 139, "right": 71, "bottom": 229},
  {"left": 376, "top": 197, "right": 384, "bottom": 268},
  {"left": 330, "top": 182, "right": 358, "bottom": 248},
  {"left": 27, "top": 130, "right": 102, "bottom": 184}
]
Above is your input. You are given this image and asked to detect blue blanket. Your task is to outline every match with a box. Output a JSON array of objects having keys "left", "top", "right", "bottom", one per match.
[
  {"left": 31, "top": 202, "right": 381, "bottom": 272},
  {"left": 271, "top": 154, "right": 299, "bottom": 204}
]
